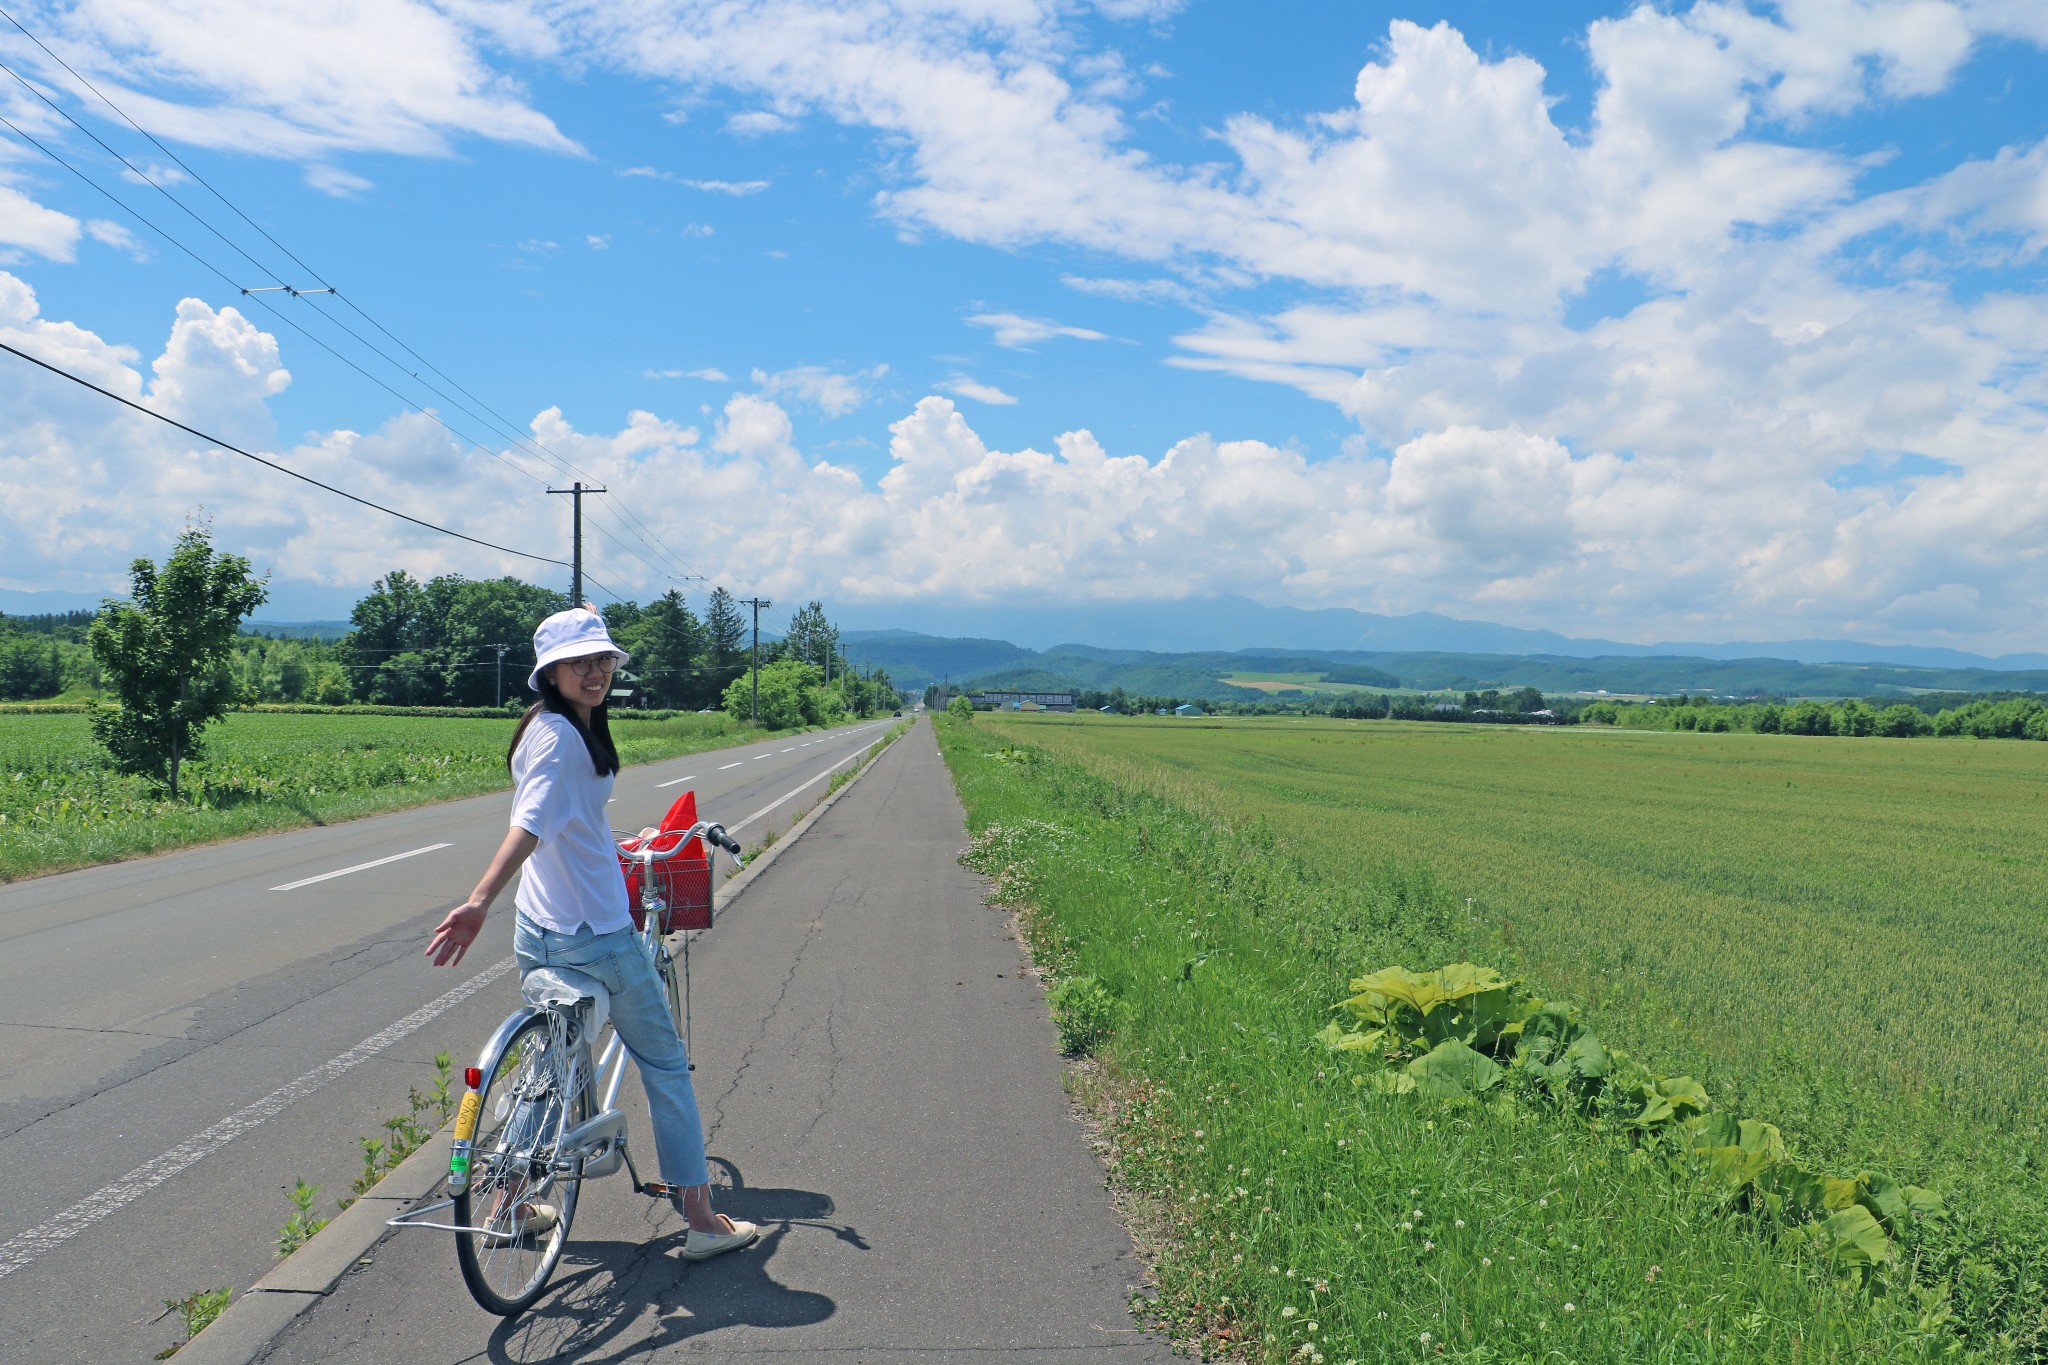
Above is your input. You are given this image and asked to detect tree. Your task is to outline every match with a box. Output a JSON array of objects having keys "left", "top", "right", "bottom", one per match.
[
  {"left": 705, "top": 587, "right": 748, "bottom": 696},
  {"left": 946, "top": 694, "right": 975, "bottom": 721},
  {"left": 621, "top": 590, "right": 709, "bottom": 710},
  {"left": 783, "top": 601, "right": 838, "bottom": 675},
  {"left": 723, "top": 658, "right": 831, "bottom": 729},
  {"left": 88, "top": 527, "right": 268, "bottom": 796}
]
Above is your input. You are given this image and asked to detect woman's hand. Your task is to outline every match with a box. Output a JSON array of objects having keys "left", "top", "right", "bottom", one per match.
[
  {"left": 427, "top": 899, "right": 489, "bottom": 967},
  {"left": 427, "top": 826, "right": 539, "bottom": 967}
]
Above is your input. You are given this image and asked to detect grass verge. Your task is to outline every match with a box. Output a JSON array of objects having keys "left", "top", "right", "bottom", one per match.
[{"left": 936, "top": 719, "right": 1976, "bottom": 1363}]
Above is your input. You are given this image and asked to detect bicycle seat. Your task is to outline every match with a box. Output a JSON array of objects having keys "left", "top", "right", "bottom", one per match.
[{"left": 521, "top": 966, "right": 611, "bottom": 1042}]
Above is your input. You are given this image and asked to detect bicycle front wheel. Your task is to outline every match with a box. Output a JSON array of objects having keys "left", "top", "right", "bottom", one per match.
[{"left": 453, "top": 1013, "right": 586, "bottom": 1316}]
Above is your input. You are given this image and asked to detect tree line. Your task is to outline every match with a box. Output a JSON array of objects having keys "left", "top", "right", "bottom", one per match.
[{"left": 14, "top": 528, "right": 901, "bottom": 796}]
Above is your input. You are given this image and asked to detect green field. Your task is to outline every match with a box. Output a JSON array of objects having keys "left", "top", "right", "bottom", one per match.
[
  {"left": 942, "top": 712, "right": 2048, "bottom": 1361},
  {"left": 0, "top": 710, "right": 768, "bottom": 881}
]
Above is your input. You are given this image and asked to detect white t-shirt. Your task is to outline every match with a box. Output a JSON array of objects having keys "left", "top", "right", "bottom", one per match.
[{"left": 510, "top": 711, "right": 632, "bottom": 935}]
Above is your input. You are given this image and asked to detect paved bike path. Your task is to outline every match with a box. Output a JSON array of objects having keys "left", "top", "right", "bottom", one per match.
[{"left": 260, "top": 719, "right": 1175, "bottom": 1363}]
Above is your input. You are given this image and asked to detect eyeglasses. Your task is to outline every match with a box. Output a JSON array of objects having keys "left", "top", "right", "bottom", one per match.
[{"left": 565, "top": 654, "right": 622, "bottom": 677}]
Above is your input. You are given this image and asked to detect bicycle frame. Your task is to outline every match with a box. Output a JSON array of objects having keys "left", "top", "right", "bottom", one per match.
[{"left": 388, "top": 819, "right": 738, "bottom": 1234}]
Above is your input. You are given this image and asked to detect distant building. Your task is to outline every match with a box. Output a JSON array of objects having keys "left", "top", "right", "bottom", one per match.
[
  {"left": 1174, "top": 703, "right": 1205, "bottom": 717},
  {"left": 969, "top": 690, "right": 1076, "bottom": 712}
]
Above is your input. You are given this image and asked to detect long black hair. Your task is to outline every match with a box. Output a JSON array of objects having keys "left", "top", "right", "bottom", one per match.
[{"left": 508, "top": 668, "right": 620, "bottom": 777}]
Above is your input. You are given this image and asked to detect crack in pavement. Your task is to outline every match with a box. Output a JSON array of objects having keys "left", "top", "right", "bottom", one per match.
[{"left": 702, "top": 865, "right": 853, "bottom": 1146}]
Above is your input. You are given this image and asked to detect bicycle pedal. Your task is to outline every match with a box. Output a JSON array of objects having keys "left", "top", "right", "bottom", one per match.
[{"left": 639, "top": 1181, "right": 684, "bottom": 1198}]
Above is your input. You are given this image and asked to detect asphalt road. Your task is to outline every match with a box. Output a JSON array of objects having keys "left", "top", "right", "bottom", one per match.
[
  {"left": 0, "top": 717, "right": 895, "bottom": 1364},
  {"left": 258, "top": 718, "right": 1174, "bottom": 1365}
]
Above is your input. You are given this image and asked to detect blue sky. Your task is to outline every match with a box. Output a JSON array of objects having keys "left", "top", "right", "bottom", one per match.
[{"left": 0, "top": 1, "right": 2044, "bottom": 648}]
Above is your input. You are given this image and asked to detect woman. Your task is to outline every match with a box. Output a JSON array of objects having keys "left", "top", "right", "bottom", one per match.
[{"left": 426, "top": 605, "right": 756, "bottom": 1262}]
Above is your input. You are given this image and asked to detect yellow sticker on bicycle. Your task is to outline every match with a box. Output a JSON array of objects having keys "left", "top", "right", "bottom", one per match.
[{"left": 454, "top": 1091, "right": 481, "bottom": 1141}]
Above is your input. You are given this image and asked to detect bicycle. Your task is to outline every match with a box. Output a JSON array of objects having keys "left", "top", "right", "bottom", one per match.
[{"left": 389, "top": 817, "right": 744, "bottom": 1316}]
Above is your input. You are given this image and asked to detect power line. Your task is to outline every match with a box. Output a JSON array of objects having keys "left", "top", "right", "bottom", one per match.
[
  {"left": 0, "top": 338, "right": 569, "bottom": 568},
  {"left": 0, "top": 8, "right": 700, "bottom": 584}
]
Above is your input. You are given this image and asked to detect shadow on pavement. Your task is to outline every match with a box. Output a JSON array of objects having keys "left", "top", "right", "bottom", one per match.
[{"left": 484, "top": 1166, "right": 853, "bottom": 1364}]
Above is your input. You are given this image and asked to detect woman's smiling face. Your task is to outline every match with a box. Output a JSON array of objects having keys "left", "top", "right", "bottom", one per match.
[{"left": 549, "top": 651, "right": 618, "bottom": 712}]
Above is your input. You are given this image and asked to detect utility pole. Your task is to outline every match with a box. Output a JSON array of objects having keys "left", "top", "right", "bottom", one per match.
[
  {"left": 741, "top": 596, "right": 771, "bottom": 724},
  {"left": 547, "top": 482, "right": 607, "bottom": 605},
  {"left": 492, "top": 643, "right": 509, "bottom": 707}
]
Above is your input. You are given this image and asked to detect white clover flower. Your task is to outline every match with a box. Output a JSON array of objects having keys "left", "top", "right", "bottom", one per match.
[
  {"left": 1401, "top": 1221, "right": 1413, "bottom": 1232},
  {"left": 1286, "top": 1268, "right": 1297, "bottom": 1279},
  {"left": 1481, "top": 1257, "right": 1492, "bottom": 1267},
  {"left": 1423, "top": 1240, "right": 1434, "bottom": 1252},
  {"left": 1538, "top": 1197, "right": 1548, "bottom": 1208},
  {"left": 1413, "top": 1209, "right": 1424, "bottom": 1219},
  {"left": 1418, "top": 1332, "right": 1432, "bottom": 1345},
  {"left": 1306, "top": 1321, "right": 1319, "bottom": 1333},
  {"left": 1564, "top": 1303, "right": 1576, "bottom": 1313},
  {"left": 1281, "top": 1306, "right": 1298, "bottom": 1319},
  {"left": 1454, "top": 1219, "right": 1465, "bottom": 1229},
  {"left": 1194, "top": 1130, "right": 1204, "bottom": 1139}
]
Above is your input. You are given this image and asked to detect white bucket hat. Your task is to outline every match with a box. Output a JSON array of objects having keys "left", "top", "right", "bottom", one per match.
[{"left": 528, "top": 607, "right": 629, "bottom": 692}]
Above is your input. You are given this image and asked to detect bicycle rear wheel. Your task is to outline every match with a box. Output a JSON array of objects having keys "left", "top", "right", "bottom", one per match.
[{"left": 453, "top": 1013, "right": 587, "bottom": 1316}]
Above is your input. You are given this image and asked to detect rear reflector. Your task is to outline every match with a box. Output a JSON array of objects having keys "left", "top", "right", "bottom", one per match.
[{"left": 464, "top": 1067, "right": 482, "bottom": 1089}]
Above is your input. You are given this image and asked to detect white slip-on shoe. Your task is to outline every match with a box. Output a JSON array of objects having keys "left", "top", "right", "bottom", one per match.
[
  {"left": 679, "top": 1217, "right": 760, "bottom": 1262},
  {"left": 482, "top": 1201, "right": 558, "bottom": 1246}
]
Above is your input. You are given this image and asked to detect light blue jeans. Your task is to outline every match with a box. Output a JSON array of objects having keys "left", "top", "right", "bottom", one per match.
[{"left": 512, "top": 916, "right": 710, "bottom": 1188}]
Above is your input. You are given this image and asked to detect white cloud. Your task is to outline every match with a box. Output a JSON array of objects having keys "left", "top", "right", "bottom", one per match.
[
  {"left": 681, "top": 223, "right": 716, "bottom": 237},
  {"left": 586, "top": 233, "right": 612, "bottom": 250},
  {"left": 304, "top": 164, "right": 373, "bottom": 197},
  {"left": 1060, "top": 273, "right": 1201, "bottom": 307},
  {"left": 688, "top": 367, "right": 729, "bottom": 381},
  {"left": 86, "top": 219, "right": 149, "bottom": 260},
  {"left": 683, "top": 178, "right": 770, "bottom": 195},
  {"left": 12, "top": 0, "right": 578, "bottom": 162},
  {"left": 7, "top": 277, "right": 2048, "bottom": 649},
  {"left": 0, "top": 182, "right": 81, "bottom": 262},
  {"left": 966, "top": 311, "right": 1108, "bottom": 348},
  {"left": 940, "top": 376, "right": 1019, "bottom": 405},
  {"left": 752, "top": 363, "right": 887, "bottom": 417},
  {"left": 724, "top": 110, "right": 791, "bottom": 136}
]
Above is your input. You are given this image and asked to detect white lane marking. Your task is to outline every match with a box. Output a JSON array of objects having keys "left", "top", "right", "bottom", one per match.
[
  {"left": 729, "top": 737, "right": 882, "bottom": 833},
  {"left": 717, "top": 762, "right": 743, "bottom": 771},
  {"left": 0, "top": 956, "right": 516, "bottom": 1281},
  {"left": 780, "top": 748, "right": 794, "bottom": 753},
  {"left": 271, "top": 843, "right": 452, "bottom": 892},
  {"left": 753, "top": 754, "right": 771, "bottom": 761},
  {"left": 656, "top": 775, "right": 697, "bottom": 788}
]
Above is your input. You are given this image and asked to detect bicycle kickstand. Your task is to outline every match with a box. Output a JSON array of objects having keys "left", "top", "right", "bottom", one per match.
[{"left": 619, "top": 1141, "right": 684, "bottom": 1201}]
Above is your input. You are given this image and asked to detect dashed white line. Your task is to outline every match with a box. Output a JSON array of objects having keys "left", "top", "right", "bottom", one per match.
[
  {"left": 656, "top": 775, "right": 698, "bottom": 788},
  {"left": 0, "top": 956, "right": 516, "bottom": 1281},
  {"left": 270, "top": 843, "right": 452, "bottom": 892},
  {"left": 718, "top": 762, "right": 743, "bottom": 770}
]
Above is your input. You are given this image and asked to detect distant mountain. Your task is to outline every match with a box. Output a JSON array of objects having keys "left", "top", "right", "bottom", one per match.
[
  {"left": 829, "top": 595, "right": 2045, "bottom": 670},
  {"left": 840, "top": 630, "right": 1038, "bottom": 691}
]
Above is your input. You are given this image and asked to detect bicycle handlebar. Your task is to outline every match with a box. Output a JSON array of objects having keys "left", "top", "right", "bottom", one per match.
[{"left": 623, "top": 820, "right": 742, "bottom": 863}]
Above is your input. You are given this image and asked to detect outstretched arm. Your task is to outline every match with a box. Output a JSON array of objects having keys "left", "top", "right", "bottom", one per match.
[{"left": 426, "top": 826, "right": 540, "bottom": 967}]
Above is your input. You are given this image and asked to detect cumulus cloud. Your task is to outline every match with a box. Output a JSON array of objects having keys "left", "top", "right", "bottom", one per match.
[
  {"left": 684, "top": 178, "right": 769, "bottom": 195},
  {"left": 7, "top": 276, "right": 2045, "bottom": 649},
  {"left": 966, "top": 311, "right": 1108, "bottom": 348}
]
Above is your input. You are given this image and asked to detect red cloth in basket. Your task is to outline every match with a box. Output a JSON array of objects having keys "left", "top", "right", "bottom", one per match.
[{"left": 619, "top": 789, "right": 713, "bottom": 932}]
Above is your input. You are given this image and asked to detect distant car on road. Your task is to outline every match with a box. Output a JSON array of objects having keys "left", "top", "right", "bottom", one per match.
[{"left": 892, "top": 709, "right": 902, "bottom": 716}]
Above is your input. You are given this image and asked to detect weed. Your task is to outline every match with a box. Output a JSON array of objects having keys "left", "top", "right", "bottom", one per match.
[
  {"left": 337, "top": 1052, "right": 456, "bottom": 1210},
  {"left": 1047, "top": 975, "right": 1119, "bottom": 1055},
  {"left": 154, "top": 1286, "right": 231, "bottom": 1357},
  {"left": 276, "top": 1179, "right": 330, "bottom": 1258}
]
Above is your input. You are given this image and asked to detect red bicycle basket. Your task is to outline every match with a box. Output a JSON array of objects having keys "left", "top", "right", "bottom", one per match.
[{"left": 621, "top": 831, "right": 713, "bottom": 933}]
